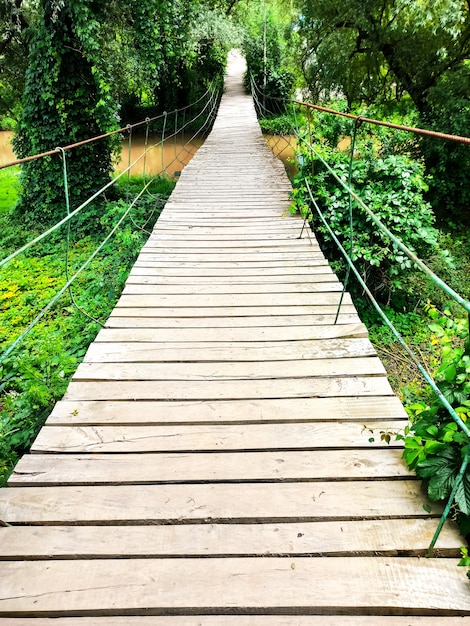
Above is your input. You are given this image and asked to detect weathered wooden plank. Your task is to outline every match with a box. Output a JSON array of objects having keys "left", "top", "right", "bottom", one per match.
[
  {"left": 95, "top": 323, "right": 368, "bottom": 343},
  {"left": 0, "top": 481, "right": 439, "bottom": 524},
  {"left": 157, "top": 213, "right": 296, "bottom": 220},
  {"left": 130, "top": 266, "right": 333, "bottom": 276},
  {"left": 1, "top": 619, "right": 470, "bottom": 625},
  {"left": 133, "top": 260, "right": 329, "bottom": 269},
  {"left": 29, "top": 421, "right": 405, "bottom": 455},
  {"left": 73, "top": 357, "right": 386, "bottom": 382},
  {"left": 45, "top": 396, "right": 408, "bottom": 425},
  {"left": 121, "top": 283, "right": 343, "bottom": 295},
  {"left": 126, "top": 273, "right": 337, "bottom": 284},
  {"left": 108, "top": 305, "right": 357, "bottom": 317},
  {"left": 12, "top": 449, "right": 409, "bottom": 485},
  {"left": 0, "top": 519, "right": 461, "bottom": 559},
  {"left": 114, "top": 293, "right": 355, "bottom": 309},
  {"left": 64, "top": 376, "right": 393, "bottom": 401},
  {"left": 1, "top": 557, "right": 468, "bottom": 615},
  {"left": 153, "top": 223, "right": 303, "bottom": 231},
  {"left": 136, "top": 252, "right": 327, "bottom": 262},
  {"left": 142, "top": 239, "right": 318, "bottom": 249},
  {"left": 147, "top": 233, "right": 311, "bottom": 241},
  {"left": 83, "top": 338, "right": 375, "bottom": 363},
  {"left": 105, "top": 314, "right": 361, "bottom": 328}
]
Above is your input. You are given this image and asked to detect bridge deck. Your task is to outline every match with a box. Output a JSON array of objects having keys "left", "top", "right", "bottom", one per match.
[{"left": 0, "top": 51, "right": 469, "bottom": 622}]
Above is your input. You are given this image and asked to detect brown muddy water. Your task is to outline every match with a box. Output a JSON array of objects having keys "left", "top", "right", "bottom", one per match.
[{"left": 0, "top": 130, "right": 297, "bottom": 178}]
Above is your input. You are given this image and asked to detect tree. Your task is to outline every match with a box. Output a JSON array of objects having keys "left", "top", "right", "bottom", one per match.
[
  {"left": 295, "top": 0, "right": 470, "bottom": 222},
  {"left": 240, "top": 0, "right": 296, "bottom": 109},
  {"left": 296, "top": 0, "right": 470, "bottom": 115},
  {"left": 13, "top": 0, "right": 121, "bottom": 228},
  {"left": 0, "top": 0, "right": 29, "bottom": 124}
]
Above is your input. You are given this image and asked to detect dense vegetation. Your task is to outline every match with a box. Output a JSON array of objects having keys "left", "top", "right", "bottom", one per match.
[
  {"left": 0, "top": 171, "right": 175, "bottom": 485},
  {"left": 0, "top": 0, "right": 469, "bottom": 543}
]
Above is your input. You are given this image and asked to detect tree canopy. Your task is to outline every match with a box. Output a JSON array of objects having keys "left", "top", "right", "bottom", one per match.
[
  {"left": 294, "top": 0, "right": 470, "bottom": 220},
  {"left": 295, "top": 0, "right": 470, "bottom": 114}
]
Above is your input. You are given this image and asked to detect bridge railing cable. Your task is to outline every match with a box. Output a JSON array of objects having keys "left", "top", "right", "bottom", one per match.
[{"left": 250, "top": 75, "right": 470, "bottom": 554}]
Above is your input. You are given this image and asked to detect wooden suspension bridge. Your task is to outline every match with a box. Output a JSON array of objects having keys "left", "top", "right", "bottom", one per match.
[{"left": 0, "top": 50, "right": 469, "bottom": 622}]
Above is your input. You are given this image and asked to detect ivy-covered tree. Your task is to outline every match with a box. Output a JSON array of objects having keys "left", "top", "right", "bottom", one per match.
[{"left": 13, "top": 0, "right": 120, "bottom": 228}]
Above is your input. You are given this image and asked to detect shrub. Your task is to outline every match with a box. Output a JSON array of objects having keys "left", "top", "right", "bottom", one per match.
[
  {"left": 291, "top": 143, "right": 438, "bottom": 301},
  {"left": 403, "top": 306, "right": 470, "bottom": 522}
]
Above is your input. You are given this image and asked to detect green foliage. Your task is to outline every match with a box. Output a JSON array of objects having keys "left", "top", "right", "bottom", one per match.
[
  {"left": 0, "top": 0, "right": 28, "bottom": 123},
  {"left": 458, "top": 547, "right": 470, "bottom": 579},
  {"left": 296, "top": 0, "right": 470, "bottom": 112},
  {"left": 0, "top": 173, "right": 175, "bottom": 486},
  {"left": 259, "top": 113, "right": 296, "bottom": 135},
  {"left": 360, "top": 305, "right": 425, "bottom": 347},
  {"left": 291, "top": 134, "right": 438, "bottom": 300},
  {"left": 403, "top": 306, "right": 470, "bottom": 520},
  {"left": 295, "top": 0, "right": 470, "bottom": 223},
  {"left": 420, "top": 69, "right": 470, "bottom": 224},
  {"left": 242, "top": 3, "right": 295, "bottom": 109},
  {"left": 0, "top": 166, "right": 20, "bottom": 215}
]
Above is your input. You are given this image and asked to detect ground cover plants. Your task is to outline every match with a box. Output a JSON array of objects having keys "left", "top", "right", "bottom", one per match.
[{"left": 0, "top": 172, "right": 175, "bottom": 486}]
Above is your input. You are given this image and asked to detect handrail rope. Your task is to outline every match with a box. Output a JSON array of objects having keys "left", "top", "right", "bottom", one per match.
[
  {"left": 333, "top": 118, "right": 361, "bottom": 323},
  {"left": 297, "top": 133, "right": 470, "bottom": 315},
  {"left": 305, "top": 178, "right": 470, "bottom": 437},
  {"left": 161, "top": 111, "right": 168, "bottom": 174},
  {"left": 0, "top": 81, "right": 223, "bottom": 362},
  {"left": 252, "top": 74, "right": 470, "bottom": 314},
  {"left": 0, "top": 83, "right": 217, "bottom": 171},
  {"left": 126, "top": 124, "right": 132, "bottom": 185},
  {"left": 0, "top": 84, "right": 222, "bottom": 270},
  {"left": 143, "top": 118, "right": 151, "bottom": 183},
  {"left": 250, "top": 77, "right": 295, "bottom": 157},
  {"left": 251, "top": 75, "right": 288, "bottom": 119},
  {"left": 295, "top": 100, "right": 470, "bottom": 145},
  {"left": 0, "top": 179, "right": 156, "bottom": 366},
  {"left": 251, "top": 72, "right": 470, "bottom": 551},
  {"left": 304, "top": 178, "right": 470, "bottom": 554},
  {"left": 0, "top": 153, "right": 143, "bottom": 269},
  {"left": 179, "top": 86, "right": 220, "bottom": 149},
  {"left": 164, "top": 84, "right": 221, "bottom": 173}
]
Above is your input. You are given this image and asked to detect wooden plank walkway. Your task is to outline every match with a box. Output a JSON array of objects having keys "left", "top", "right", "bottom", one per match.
[{"left": 1, "top": 50, "right": 469, "bottom": 622}]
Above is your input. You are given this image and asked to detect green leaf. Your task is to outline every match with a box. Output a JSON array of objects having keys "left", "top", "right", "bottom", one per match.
[{"left": 444, "top": 364, "right": 457, "bottom": 382}]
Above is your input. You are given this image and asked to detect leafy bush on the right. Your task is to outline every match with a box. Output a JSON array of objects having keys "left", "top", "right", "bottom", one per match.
[{"left": 291, "top": 143, "right": 438, "bottom": 301}]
